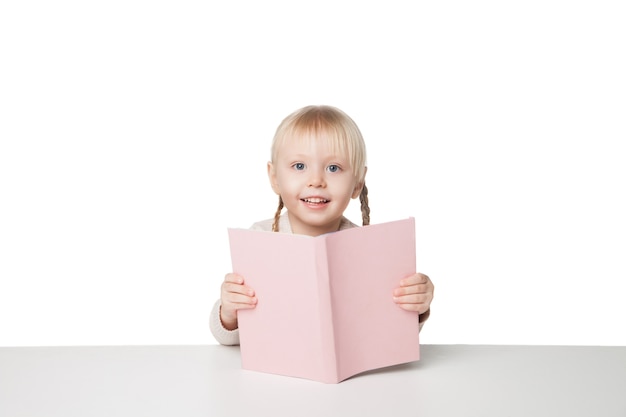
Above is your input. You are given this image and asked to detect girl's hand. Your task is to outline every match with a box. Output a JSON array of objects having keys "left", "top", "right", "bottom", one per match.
[
  {"left": 393, "top": 273, "right": 434, "bottom": 316},
  {"left": 219, "top": 273, "right": 257, "bottom": 330}
]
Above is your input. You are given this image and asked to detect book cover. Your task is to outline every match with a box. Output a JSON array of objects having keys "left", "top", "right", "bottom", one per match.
[{"left": 227, "top": 217, "right": 420, "bottom": 383}]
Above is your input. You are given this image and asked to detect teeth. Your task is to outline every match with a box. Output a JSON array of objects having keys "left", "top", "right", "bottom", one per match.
[{"left": 303, "top": 198, "right": 328, "bottom": 203}]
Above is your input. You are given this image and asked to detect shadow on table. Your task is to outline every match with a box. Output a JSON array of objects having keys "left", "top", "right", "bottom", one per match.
[{"left": 345, "top": 344, "right": 467, "bottom": 381}]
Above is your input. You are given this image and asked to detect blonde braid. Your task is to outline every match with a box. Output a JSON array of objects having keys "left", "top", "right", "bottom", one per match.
[
  {"left": 272, "top": 196, "right": 284, "bottom": 232},
  {"left": 359, "top": 183, "right": 370, "bottom": 226}
]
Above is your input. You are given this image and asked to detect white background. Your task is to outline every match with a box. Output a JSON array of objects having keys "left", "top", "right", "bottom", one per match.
[{"left": 1, "top": 1, "right": 624, "bottom": 347}]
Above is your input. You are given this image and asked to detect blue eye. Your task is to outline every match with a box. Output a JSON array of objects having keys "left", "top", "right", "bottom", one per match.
[
  {"left": 327, "top": 164, "right": 340, "bottom": 173},
  {"left": 294, "top": 163, "right": 305, "bottom": 170}
]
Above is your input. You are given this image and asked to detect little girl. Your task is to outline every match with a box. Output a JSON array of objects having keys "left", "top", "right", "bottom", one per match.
[{"left": 210, "top": 105, "right": 434, "bottom": 345}]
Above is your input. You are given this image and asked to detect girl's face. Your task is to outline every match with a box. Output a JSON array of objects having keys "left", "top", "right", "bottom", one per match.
[{"left": 268, "top": 136, "right": 364, "bottom": 237}]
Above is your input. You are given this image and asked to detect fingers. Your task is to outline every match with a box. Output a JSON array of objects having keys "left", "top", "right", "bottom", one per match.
[
  {"left": 393, "top": 293, "right": 432, "bottom": 313},
  {"left": 394, "top": 299, "right": 431, "bottom": 313},
  {"left": 393, "top": 273, "right": 432, "bottom": 297},
  {"left": 393, "top": 283, "right": 430, "bottom": 296},
  {"left": 398, "top": 272, "right": 429, "bottom": 287},
  {"left": 393, "top": 293, "right": 431, "bottom": 304},
  {"left": 222, "top": 273, "right": 256, "bottom": 298},
  {"left": 393, "top": 273, "right": 434, "bottom": 314},
  {"left": 223, "top": 272, "right": 245, "bottom": 286},
  {"left": 222, "top": 280, "right": 256, "bottom": 298},
  {"left": 220, "top": 273, "right": 258, "bottom": 320}
]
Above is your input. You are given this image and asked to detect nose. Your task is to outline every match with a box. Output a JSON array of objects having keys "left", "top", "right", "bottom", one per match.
[{"left": 307, "top": 167, "right": 326, "bottom": 188}]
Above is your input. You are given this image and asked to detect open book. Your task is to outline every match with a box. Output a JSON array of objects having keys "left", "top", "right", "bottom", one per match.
[{"left": 227, "top": 217, "right": 420, "bottom": 383}]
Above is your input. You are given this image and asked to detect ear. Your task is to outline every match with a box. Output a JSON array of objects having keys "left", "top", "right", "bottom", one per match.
[
  {"left": 351, "top": 167, "right": 367, "bottom": 199},
  {"left": 267, "top": 162, "right": 281, "bottom": 195}
]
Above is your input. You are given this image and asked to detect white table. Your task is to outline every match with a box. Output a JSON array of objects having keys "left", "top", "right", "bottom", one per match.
[{"left": 1, "top": 344, "right": 625, "bottom": 417}]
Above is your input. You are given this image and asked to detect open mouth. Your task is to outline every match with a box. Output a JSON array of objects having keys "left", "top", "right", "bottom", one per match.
[{"left": 301, "top": 198, "right": 329, "bottom": 204}]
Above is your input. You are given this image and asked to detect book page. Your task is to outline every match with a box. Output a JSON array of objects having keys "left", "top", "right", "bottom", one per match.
[
  {"left": 228, "top": 229, "right": 336, "bottom": 382},
  {"left": 325, "top": 217, "right": 420, "bottom": 382}
]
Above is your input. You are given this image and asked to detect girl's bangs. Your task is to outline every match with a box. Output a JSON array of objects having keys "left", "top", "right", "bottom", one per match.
[{"left": 292, "top": 123, "right": 350, "bottom": 160}]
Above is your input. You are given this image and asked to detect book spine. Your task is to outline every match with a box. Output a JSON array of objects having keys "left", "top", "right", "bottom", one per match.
[{"left": 315, "top": 237, "right": 339, "bottom": 383}]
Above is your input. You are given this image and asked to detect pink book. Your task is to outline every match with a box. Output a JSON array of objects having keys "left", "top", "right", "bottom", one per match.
[{"left": 227, "top": 217, "right": 420, "bottom": 383}]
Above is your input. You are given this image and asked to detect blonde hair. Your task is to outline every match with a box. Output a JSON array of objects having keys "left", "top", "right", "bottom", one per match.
[{"left": 270, "top": 105, "right": 370, "bottom": 232}]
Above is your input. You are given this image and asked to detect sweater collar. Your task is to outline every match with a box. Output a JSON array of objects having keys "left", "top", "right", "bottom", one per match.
[{"left": 279, "top": 212, "right": 357, "bottom": 234}]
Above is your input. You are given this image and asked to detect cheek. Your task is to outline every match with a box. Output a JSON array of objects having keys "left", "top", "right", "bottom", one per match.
[
  {"left": 337, "top": 180, "right": 360, "bottom": 200},
  {"left": 274, "top": 172, "right": 300, "bottom": 193}
]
